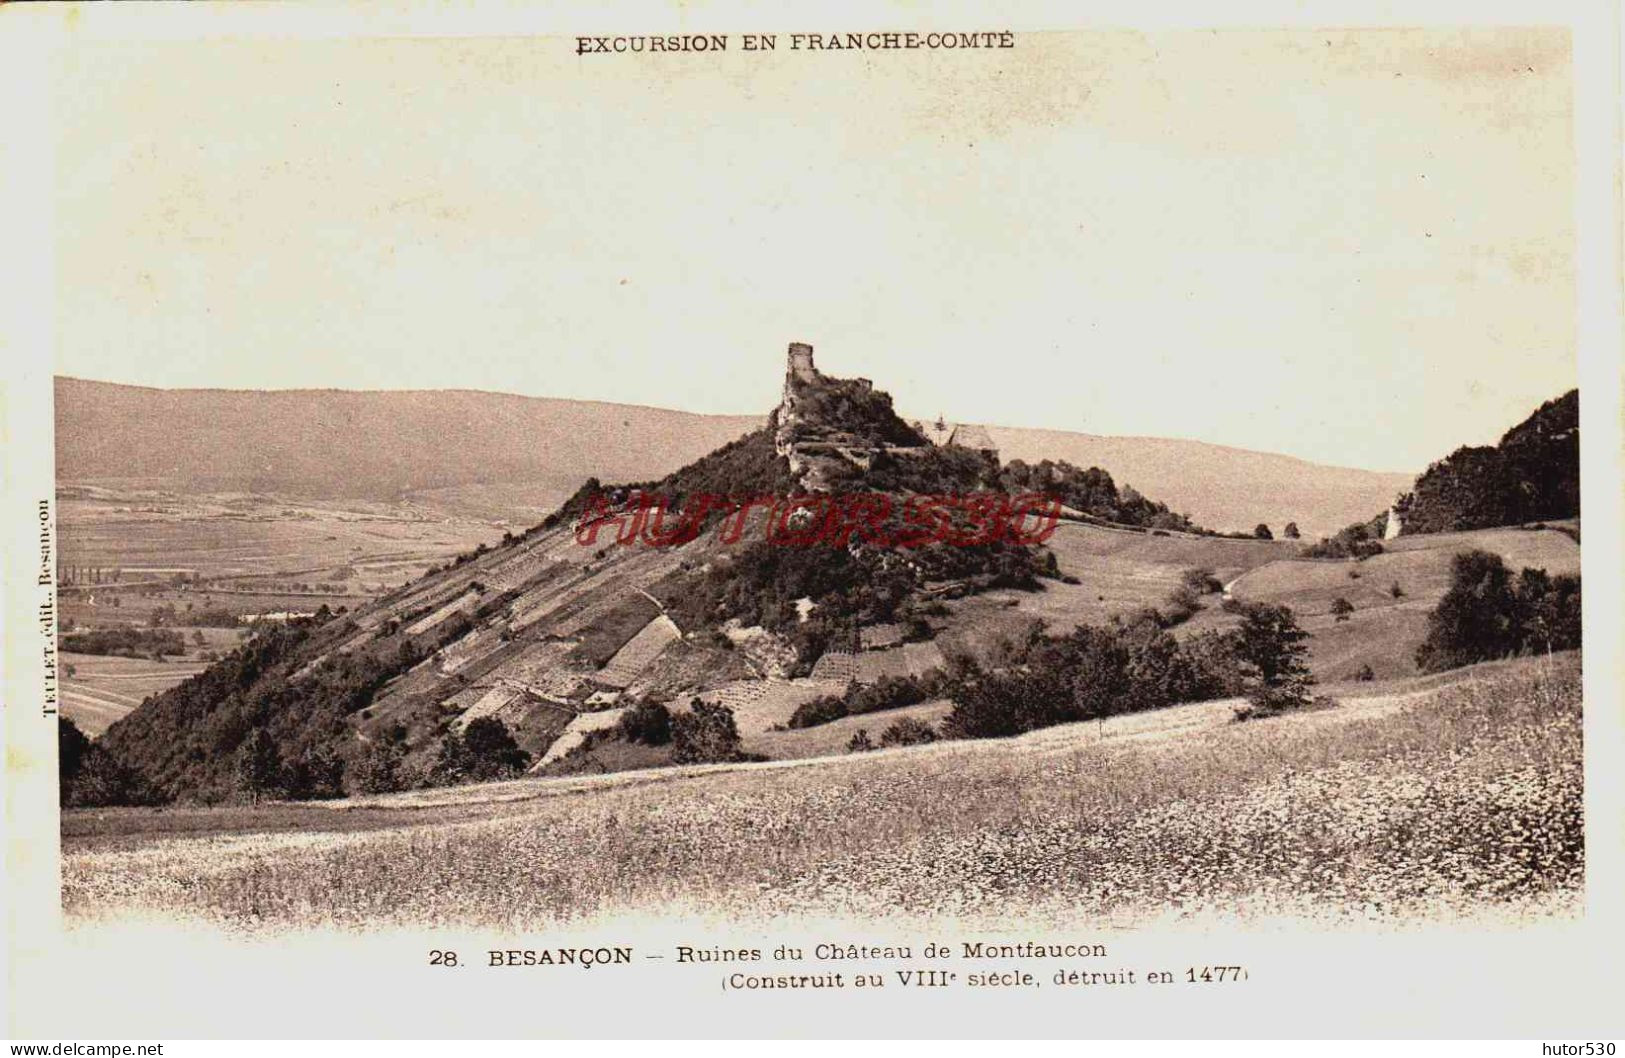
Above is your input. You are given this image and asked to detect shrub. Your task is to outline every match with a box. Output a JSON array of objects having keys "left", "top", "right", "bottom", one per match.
[
  {"left": 879, "top": 717, "right": 939, "bottom": 747},
  {"left": 944, "top": 664, "right": 1073, "bottom": 740},
  {"left": 672, "top": 700, "right": 743, "bottom": 764},
  {"left": 1356, "top": 664, "right": 1375, "bottom": 681},
  {"left": 788, "top": 674, "right": 940, "bottom": 729},
  {"left": 1253, "top": 523, "right": 1274, "bottom": 540},
  {"left": 1350, "top": 539, "right": 1385, "bottom": 560},
  {"left": 1159, "top": 585, "right": 1203, "bottom": 627},
  {"left": 902, "top": 614, "right": 934, "bottom": 642},
  {"left": 940, "top": 609, "right": 1268, "bottom": 741},
  {"left": 1283, "top": 522, "right": 1301, "bottom": 539},
  {"left": 62, "top": 744, "right": 150, "bottom": 807},
  {"left": 1518, "top": 568, "right": 1582, "bottom": 654},
  {"left": 1180, "top": 567, "right": 1223, "bottom": 594},
  {"left": 1179, "top": 629, "right": 1249, "bottom": 698},
  {"left": 1071, "top": 626, "right": 1134, "bottom": 724},
  {"left": 788, "top": 694, "right": 850, "bottom": 729},
  {"left": 1389, "top": 582, "right": 1405, "bottom": 599},
  {"left": 1303, "top": 519, "right": 1386, "bottom": 560},
  {"left": 618, "top": 700, "right": 673, "bottom": 746},
  {"left": 846, "top": 729, "right": 875, "bottom": 753},
  {"left": 1331, "top": 597, "right": 1355, "bottom": 621}
]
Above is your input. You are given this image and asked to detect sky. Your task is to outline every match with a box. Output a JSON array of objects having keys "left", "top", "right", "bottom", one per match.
[{"left": 50, "top": 25, "right": 1574, "bottom": 473}]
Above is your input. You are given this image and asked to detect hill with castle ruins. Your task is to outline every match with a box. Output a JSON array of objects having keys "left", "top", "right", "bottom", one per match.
[
  {"left": 57, "top": 366, "right": 1412, "bottom": 539},
  {"left": 63, "top": 344, "right": 1580, "bottom": 808}
]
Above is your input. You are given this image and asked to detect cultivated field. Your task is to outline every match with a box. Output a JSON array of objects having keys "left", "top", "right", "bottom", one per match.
[
  {"left": 59, "top": 652, "right": 213, "bottom": 736},
  {"left": 57, "top": 486, "right": 506, "bottom": 598},
  {"left": 62, "top": 653, "right": 1582, "bottom": 932},
  {"left": 55, "top": 484, "right": 516, "bottom": 735}
]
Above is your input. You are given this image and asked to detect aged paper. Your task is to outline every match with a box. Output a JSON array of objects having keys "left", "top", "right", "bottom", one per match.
[{"left": 3, "top": 0, "right": 1621, "bottom": 1041}]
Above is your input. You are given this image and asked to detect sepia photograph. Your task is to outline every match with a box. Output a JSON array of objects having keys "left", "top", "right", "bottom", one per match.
[{"left": 4, "top": 0, "right": 1620, "bottom": 1044}]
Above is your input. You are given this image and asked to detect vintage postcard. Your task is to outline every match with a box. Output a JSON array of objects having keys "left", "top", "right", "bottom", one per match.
[{"left": 3, "top": 0, "right": 1621, "bottom": 1043}]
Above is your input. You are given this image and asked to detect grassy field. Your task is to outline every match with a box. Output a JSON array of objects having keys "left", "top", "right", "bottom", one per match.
[
  {"left": 1202, "top": 524, "right": 1581, "bottom": 681},
  {"left": 62, "top": 652, "right": 1581, "bottom": 932}
]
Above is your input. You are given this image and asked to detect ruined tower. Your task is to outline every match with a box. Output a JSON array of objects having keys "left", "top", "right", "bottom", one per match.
[{"left": 786, "top": 342, "right": 817, "bottom": 384}]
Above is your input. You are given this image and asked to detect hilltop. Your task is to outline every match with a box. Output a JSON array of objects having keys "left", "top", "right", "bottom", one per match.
[{"left": 1396, "top": 389, "right": 1579, "bottom": 535}]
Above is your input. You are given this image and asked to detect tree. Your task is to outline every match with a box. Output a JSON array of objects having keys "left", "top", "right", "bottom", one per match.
[
  {"left": 1519, "top": 569, "right": 1581, "bottom": 654},
  {"left": 461, "top": 717, "right": 531, "bottom": 779},
  {"left": 847, "top": 729, "right": 875, "bottom": 753},
  {"left": 59, "top": 717, "right": 92, "bottom": 803},
  {"left": 283, "top": 748, "right": 345, "bottom": 800},
  {"left": 1283, "top": 522, "right": 1301, "bottom": 539},
  {"left": 234, "top": 728, "right": 283, "bottom": 803},
  {"left": 65, "top": 745, "right": 147, "bottom": 807},
  {"left": 1400, "top": 391, "right": 1578, "bottom": 534},
  {"left": 352, "top": 740, "right": 405, "bottom": 794},
  {"left": 429, "top": 733, "right": 475, "bottom": 786},
  {"left": 944, "top": 641, "right": 1076, "bottom": 740},
  {"left": 1233, "top": 602, "right": 1315, "bottom": 713},
  {"left": 1071, "top": 626, "right": 1132, "bottom": 729},
  {"left": 1414, "top": 550, "right": 1521, "bottom": 672},
  {"left": 1253, "top": 523, "right": 1274, "bottom": 540},
  {"left": 672, "top": 700, "right": 743, "bottom": 764},
  {"left": 1330, "top": 597, "right": 1355, "bottom": 622}
]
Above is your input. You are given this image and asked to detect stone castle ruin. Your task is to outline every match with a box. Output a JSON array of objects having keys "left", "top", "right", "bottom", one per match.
[{"left": 774, "top": 342, "right": 997, "bottom": 489}]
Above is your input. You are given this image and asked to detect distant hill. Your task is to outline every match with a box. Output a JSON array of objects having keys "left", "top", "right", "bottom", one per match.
[
  {"left": 54, "top": 377, "right": 763, "bottom": 506},
  {"left": 1397, "top": 389, "right": 1579, "bottom": 535},
  {"left": 983, "top": 428, "right": 1410, "bottom": 540},
  {"left": 56, "top": 376, "right": 1411, "bottom": 538}
]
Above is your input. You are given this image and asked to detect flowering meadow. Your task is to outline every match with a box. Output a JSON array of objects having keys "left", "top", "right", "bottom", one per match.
[{"left": 62, "top": 653, "right": 1582, "bottom": 932}]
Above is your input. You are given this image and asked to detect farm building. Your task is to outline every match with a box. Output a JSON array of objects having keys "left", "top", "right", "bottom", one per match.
[{"left": 910, "top": 417, "right": 999, "bottom": 460}]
